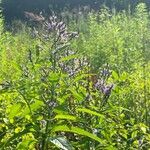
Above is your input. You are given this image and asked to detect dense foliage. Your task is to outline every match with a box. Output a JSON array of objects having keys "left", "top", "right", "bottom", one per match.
[{"left": 0, "top": 3, "right": 150, "bottom": 150}]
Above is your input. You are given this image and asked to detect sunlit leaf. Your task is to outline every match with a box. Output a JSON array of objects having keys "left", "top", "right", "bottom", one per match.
[
  {"left": 55, "top": 114, "right": 77, "bottom": 121},
  {"left": 112, "top": 71, "right": 119, "bottom": 80},
  {"left": 59, "top": 54, "right": 79, "bottom": 62},
  {"left": 7, "top": 103, "right": 22, "bottom": 119},
  {"left": 49, "top": 72, "right": 60, "bottom": 82},
  {"left": 76, "top": 108, "right": 105, "bottom": 118},
  {"left": 69, "top": 88, "right": 83, "bottom": 101},
  {"left": 52, "top": 125, "right": 104, "bottom": 144},
  {"left": 49, "top": 136, "right": 73, "bottom": 150},
  {"left": 23, "top": 100, "right": 44, "bottom": 116}
]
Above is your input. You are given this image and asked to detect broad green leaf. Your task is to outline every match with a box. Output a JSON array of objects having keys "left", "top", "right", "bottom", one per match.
[
  {"left": 139, "top": 123, "right": 147, "bottom": 134},
  {"left": 108, "top": 104, "right": 131, "bottom": 112},
  {"left": 112, "top": 71, "right": 119, "bottom": 80},
  {"left": 49, "top": 136, "right": 73, "bottom": 150},
  {"left": 54, "top": 107, "right": 69, "bottom": 115},
  {"left": 120, "top": 72, "right": 128, "bottom": 81},
  {"left": 52, "top": 125, "right": 104, "bottom": 144},
  {"left": 7, "top": 103, "right": 22, "bottom": 119},
  {"left": 76, "top": 108, "right": 105, "bottom": 118},
  {"left": 69, "top": 88, "right": 83, "bottom": 101},
  {"left": 119, "top": 129, "right": 127, "bottom": 139},
  {"left": 17, "top": 140, "right": 35, "bottom": 150},
  {"left": 57, "top": 94, "right": 70, "bottom": 105},
  {"left": 23, "top": 100, "right": 44, "bottom": 116},
  {"left": 54, "top": 114, "right": 77, "bottom": 121},
  {"left": 59, "top": 54, "right": 79, "bottom": 62},
  {"left": 73, "top": 74, "right": 93, "bottom": 83},
  {"left": 3, "top": 118, "right": 9, "bottom": 124},
  {"left": 15, "top": 127, "right": 22, "bottom": 133},
  {"left": 131, "top": 131, "right": 138, "bottom": 139},
  {"left": 49, "top": 72, "right": 60, "bottom": 82},
  {"left": 30, "top": 100, "right": 44, "bottom": 112}
]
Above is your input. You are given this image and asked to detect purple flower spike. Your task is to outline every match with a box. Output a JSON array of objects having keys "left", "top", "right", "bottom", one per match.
[{"left": 101, "top": 84, "right": 114, "bottom": 96}]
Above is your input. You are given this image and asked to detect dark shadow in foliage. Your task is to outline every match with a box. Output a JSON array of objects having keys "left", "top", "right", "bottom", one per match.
[{"left": 1, "top": 0, "right": 150, "bottom": 24}]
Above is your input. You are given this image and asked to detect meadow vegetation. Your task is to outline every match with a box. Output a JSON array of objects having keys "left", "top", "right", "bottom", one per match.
[{"left": 0, "top": 3, "right": 150, "bottom": 150}]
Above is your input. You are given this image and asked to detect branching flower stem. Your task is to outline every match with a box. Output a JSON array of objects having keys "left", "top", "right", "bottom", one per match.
[{"left": 41, "top": 37, "right": 58, "bottom": 150}]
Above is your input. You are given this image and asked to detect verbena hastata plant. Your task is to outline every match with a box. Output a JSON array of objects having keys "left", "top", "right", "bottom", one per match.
[
  {"left": 71, "top": 2, "right": 150, "bottom": 149},
  {"left": 0, "top": 5, "right": 150, "bottom": 150},
  {"left": 0, "top": 12, "right": 106, "bottom": 149}
]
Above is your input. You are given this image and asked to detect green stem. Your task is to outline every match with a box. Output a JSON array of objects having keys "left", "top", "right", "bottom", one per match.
[
  {"left": 42, "top": 46, "right": 57, "bottom": 149},
  {"left": 143, "top": 63, "right": 147, "bottom": 125},
  {"left": 142, "top": 31, "right": 148, "bottom": 125}
]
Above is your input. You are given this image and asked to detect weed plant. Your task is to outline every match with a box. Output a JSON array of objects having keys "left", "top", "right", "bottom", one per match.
[{"left": 0, "top": 3, "right": 150, "bottom": 150}]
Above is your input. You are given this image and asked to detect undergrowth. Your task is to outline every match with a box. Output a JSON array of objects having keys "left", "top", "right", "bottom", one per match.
[{"left": 0, "top": 3, "right": 150, "bottom": 150}]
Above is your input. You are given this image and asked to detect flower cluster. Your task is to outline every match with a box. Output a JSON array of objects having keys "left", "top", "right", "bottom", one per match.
[
  {"left": 94, "top": 64, "right": 114, "bottom": 106},
  {"left": 95, "top": 79, "right": 114, "bottom": 97},
  {"left": 44, "top": 15, "right": 78, "bottom": 42},
  {"left": 25, "top": 12, "right": 78, "bottom": 43}
]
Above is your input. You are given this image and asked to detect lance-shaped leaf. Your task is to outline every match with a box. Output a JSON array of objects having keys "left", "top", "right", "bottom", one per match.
[
  {"left": 54, "top": 114, "right": 77, "bottom": 121},
  {"left": 52, "top": 125, "right": 104, "bottom": 144},
  {"left": 49, "top": 136, "right": 73, "bottom": 150},
  {"left": 76, "top": 108, "right": 105, "bottom": 118},
  {"left": 59, "top": 54, "right": 79, "bottom": 62}
]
